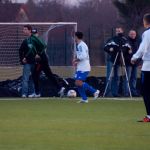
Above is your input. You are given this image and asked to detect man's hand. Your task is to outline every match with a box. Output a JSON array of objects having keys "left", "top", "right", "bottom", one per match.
[
  {"left": 128, "top": 49, "right": 132, "bottom": 54},
  {"left": 35, "top": 54, "right": 41, "bottom": 62},
  {"left": 22, "top": 58, "right": 27, "bottom": 64},
  {"left": 72, "top": 59, "right": 79, "bottom": 67},
  {"left": 131, "top": 58, "right": 137, "bottom": 65}
]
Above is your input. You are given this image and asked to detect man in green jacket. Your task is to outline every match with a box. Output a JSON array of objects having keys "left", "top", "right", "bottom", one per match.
[{"left": 31, "top": 28, "right": 67, "bottom": 97}]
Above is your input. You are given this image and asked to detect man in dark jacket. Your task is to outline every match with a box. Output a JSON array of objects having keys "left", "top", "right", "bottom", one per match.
[
  {"left": 104, "top": 27, "right": 130, "bottom": 97},
  {"left": 19, "top": 25, "right": 36, "bottom": 98},
  {"left": 124, "top": 30, "right": 141, "bottom": 96}
]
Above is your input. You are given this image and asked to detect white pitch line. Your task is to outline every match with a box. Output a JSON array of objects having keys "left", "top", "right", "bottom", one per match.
[
  {"left": 100, "top": 97, "right": 142, "bottom": 101},
  {"left": 0, "top": 97, "right": 143, "bottom": 101}
]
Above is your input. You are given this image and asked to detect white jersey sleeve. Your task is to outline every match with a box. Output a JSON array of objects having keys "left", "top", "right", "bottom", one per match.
[
  {"left": 132, "top": 30, "right": 150, "bottom": 61},
  {"left": 132, "top": 29, "right": 150, "bottom": 71}
]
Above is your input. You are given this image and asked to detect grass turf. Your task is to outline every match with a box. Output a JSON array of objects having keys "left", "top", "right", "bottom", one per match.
[{"left": 0, "top": 98, "right": 150, "bottom": 150}]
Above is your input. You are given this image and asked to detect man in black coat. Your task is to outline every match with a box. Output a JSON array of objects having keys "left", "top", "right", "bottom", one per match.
[
  {"left": 104, "top": 27, "right": 131, "bottom": 97},
  {"left": 124, "top": 30, "right": 141, "bottom": 96}
]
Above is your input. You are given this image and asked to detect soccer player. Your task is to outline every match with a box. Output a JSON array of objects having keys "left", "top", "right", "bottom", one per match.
[
  {"left": 19, "top": 25, "right": 36, "bottom": 98},
  {"left": 31, "top": 28, "right": 67, "bottom": 97},
  {"left": 73, "top": 31, "right": 100, "bottom": 103},
  {"left": 131, "top": 13, "right": 150, "bottom": 122}
]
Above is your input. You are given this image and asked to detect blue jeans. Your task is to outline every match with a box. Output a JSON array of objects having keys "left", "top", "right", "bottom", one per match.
[
  {"left": 130, "top": 65, "right": 138, "bottom": 95},
  {"left": 124, "top": 65, "right": 138, "bottom": 96},
  {"left": 105, "top": 59, "right": 112, "bottom": 96},
  {"left": 22, "top": 64, "right": 35, "bottom": 96},
  {"left": 111, "top": 63, "right": 120, "bottom": 96},
  {"left": 105, "top": 58, "right": 120, "bottom": 96},
  {"left": 124, "top": 66, "right": 131, "bottom": 96}
]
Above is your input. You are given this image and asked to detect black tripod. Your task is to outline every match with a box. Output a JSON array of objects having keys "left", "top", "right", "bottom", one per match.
[{"left": 103, "top": 50, "right": 132, "bottom": 98}]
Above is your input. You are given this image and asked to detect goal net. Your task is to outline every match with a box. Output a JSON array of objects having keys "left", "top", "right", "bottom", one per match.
[{"left": 0, "top": 22, "right": 77, "bottom": 81}]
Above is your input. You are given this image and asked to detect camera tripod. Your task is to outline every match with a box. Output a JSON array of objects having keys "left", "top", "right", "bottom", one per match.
[{"left": 103, "top": 50, "right": 132, "bottom": 98}]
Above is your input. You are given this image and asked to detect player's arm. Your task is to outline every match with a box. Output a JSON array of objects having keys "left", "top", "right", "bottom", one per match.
[
  {"left": 131, "top": 32, "right": 148, "bottom": 64},
  {"left": 72, "top": 53, "right": 78, "bottom": 66}
]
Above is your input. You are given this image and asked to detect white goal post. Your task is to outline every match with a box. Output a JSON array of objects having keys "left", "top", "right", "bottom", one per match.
[{"left": 0, "top": 22, "right": 77, "bottom": 81}]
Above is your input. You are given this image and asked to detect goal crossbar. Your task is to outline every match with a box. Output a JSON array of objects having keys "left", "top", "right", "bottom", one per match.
[{"left": 0, "top": 22, "right": 77, "bottom": 25}]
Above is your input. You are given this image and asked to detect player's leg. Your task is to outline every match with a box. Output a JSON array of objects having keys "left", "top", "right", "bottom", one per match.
[
  {"left": 141, "top": 71, "right": 150, "bottom": 122},
  {"left": 82, "top": 82, "right": 100, "bottom": 99},
  {"left": 75, "top": 71, "right": 99, "bottom": 103},
  {"left": 75, "top": 79, "right": 88, "bottom": 103}
]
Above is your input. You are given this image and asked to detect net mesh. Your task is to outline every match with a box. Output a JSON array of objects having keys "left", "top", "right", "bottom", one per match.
[{"left": 0, "top": 22, "right": 77, "bottom": 81}]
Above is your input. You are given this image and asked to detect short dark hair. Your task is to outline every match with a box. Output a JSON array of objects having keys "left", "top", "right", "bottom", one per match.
[
  {"left": 75, "top": 31, "right": 83, "bottom": 39},
  {"left": 24, "top": 25, "right": 32, "bottom": 31},
  {"left": 143, "top": 13, "right": 150, "bottom": 24}
]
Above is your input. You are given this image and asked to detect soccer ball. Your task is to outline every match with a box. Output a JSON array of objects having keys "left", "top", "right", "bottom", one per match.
[{"left": 67, "top": 90, "right": 77, "bottom": 98}]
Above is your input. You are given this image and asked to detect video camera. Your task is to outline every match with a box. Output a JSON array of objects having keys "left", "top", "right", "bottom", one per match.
[{"left": 104, "top": 40, "right": 131, "bottom": 54}]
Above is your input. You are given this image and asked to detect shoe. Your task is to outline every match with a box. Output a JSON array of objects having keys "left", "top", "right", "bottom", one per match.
[
  {"left": 58, "top": 87, "right": 65, "bottom": 97},
  {"left": 94, "top": 90, "right": 100, "bottom": 99},
  {"left": 22, "top": 94, "right": 27, "bottom": 98},
  {"left": 138, "top": 116, "right": 150, "bottom": 122},
  {"left": 34, "top": 94, "right": 41, "bottom": 98},
  {"left": 143, "top": 116, "right": 150, "bottom": 122},
  {"left": 77, "top": 100, "right": 88, "bottom": 103},
  {"left": 28, "top": 93, "right": 35, "bottom": 98}
]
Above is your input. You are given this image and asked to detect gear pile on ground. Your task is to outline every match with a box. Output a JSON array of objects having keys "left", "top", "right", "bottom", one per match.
[{"left": 0, "top": 74, "right": 104, "bottom": 97}]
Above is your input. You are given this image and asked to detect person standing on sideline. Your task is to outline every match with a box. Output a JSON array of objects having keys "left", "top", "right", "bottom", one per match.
[
  {"left": 131, "top": 13, "right": 150, "bottom": 122},
  {"left": 19, "top": 25, "right": 36, "bottom": 98},
  {"left": 124, "top": 30, "right": 141, "bottom": 96},
  {"left": 104, "top": 27, "right": 129, "bottom": 97},
  {"left": 73, "top": 31, "right": 100, "bottom": 103},
  {"left": 31, "top": 28, "right": 67, "bottom": 97}
]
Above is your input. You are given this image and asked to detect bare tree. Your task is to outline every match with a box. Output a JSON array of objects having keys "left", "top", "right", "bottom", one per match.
[{"left": 113, "top": 0, "right": 150, "bottom": 30}]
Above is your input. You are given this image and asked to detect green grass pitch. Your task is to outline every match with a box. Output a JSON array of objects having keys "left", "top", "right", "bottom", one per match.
[{"left": 0, "top": 98, "right": 150, "bottom": 150}]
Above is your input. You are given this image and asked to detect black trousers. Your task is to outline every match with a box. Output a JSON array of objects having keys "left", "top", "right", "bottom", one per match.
[
  {"left": 32, "top": 60, "right": 62, "bottom": 95},
  {"left": 141, "top": 71, "right": 150, "bottom": 115}
]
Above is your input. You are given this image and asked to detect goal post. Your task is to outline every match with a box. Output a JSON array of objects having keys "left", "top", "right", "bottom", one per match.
[{"left": 0, "top": 22, "right": 77, "bottom": 81}]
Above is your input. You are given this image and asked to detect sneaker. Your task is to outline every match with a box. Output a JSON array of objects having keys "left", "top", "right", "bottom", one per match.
[
  {"left": 58, "top": 87, "right": 65, "bottom": 97},
  {"left": 34, "top": 94, "right": 41, "bottom": 98},
  {"left": 138, "top": 116, "right": 150, "bottom": 122},
  {"left": 94, "top": 90, "right": 100, "bottom": 99},
  {"left": 143, "top": 116, "right": 150, "bottom": 122},
  {"left": 77, "top": 100, "right": 88, "bottom": 103},
  {"left": 22, "top": 94, "right": 27, "bottom": 98},
  {"left": 28, "top": 93, "right": 35, "bottom": 98}
]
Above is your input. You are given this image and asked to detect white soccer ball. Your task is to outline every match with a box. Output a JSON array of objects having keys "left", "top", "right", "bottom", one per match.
[{"left": 67, "top": 90, "right": 77, "bottom": 98}]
